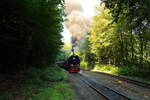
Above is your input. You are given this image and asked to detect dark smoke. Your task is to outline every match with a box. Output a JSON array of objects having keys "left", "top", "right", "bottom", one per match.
[{"left": 64, "top": 0, "right": 90, "bottom": 46}]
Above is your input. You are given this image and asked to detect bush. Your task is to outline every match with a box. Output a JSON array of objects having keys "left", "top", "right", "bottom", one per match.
[
  {"left": 93, "top": 64, "right": 150, "bottom": 81},
  {"left": 80, "top": 61, "right": 88, "bottom": 69},
  {"left": 0, "top": 66, "right": 71, "bottom": 100}
]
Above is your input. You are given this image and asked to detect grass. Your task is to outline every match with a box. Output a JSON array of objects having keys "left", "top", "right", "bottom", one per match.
[
  {"left": 93, "top": 64, "right": 150, "bottom": 83},
  {"left": 33, "top": 82, "right": 73, "bottom": 100},
  {"left": 0, "top": 66, "right": 74, "bottom": 100}
]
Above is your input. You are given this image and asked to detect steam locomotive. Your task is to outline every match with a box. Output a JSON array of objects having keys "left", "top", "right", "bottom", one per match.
[
  {"left": 59, "top": 55, "right": 80, "bottom": 72},
  {"left": 67, "top": 55, "right": 80, "bottom": 72},
  {"left": 59, "top": 46, "right": 80, "bottom": 72}
]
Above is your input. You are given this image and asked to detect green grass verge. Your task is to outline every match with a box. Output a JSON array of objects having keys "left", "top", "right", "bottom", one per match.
[
  {"left": 0, "top": 66, "right": 74, "bottom": 100},
  {"left": 33, "top": 82, "right": 73, "bottom": 100},
  {"left": 93, "top": 64, "right": 150, "bottom": 83}
]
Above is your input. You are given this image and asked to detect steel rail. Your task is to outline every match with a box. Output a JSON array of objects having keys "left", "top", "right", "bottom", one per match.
[
  {"left": 78, "top": 73, "right": 131, "bottom": 100},
  {"left": 92, "top": 71, "right": 150, "bottom": 89}
]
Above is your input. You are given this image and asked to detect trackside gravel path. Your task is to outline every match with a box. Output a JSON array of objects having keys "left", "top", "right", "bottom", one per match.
[
  {"left": 67, "top": 73, "right": 107, "bottom": 100},
  {"left": 82, "top": 70, "right": 150, "bottom": 100}
]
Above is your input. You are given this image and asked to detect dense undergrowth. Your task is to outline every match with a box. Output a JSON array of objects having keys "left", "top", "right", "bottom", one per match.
[
  {"left": 0, "top": 66, "right": 74, "bottom": 100},
  {"left": 81, "top": 61, "right": 150, "bottom": 82}
]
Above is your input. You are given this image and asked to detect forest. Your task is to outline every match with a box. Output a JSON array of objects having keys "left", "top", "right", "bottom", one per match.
[
  {"left": 80, "top": 0, "right": 150, "bottom": 80},
  {"left": 0, "top": 0, "right": 150, "bottom": 100},
  {"left": 0, "top": 0, "right": 64, "bottom": 71},
  {"left": 0, "top": 0, "right": 74, "bottom": 100}
]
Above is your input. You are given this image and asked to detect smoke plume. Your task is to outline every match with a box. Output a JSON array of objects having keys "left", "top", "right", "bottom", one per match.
[{"left": 65, "top": 0, "right": 90, "bottom": 46}]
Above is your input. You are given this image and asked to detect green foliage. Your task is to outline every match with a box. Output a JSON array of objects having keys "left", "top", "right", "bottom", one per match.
[
  {"left": 103, "top": 0, "right": 150, "bottom": 26},
  {"left": 33, "top": 82, "right": 74, "bottom": 100},
  {"left": 94, "top": 65, "right": 118, "bottom": 74},
  {"left": 80, "top": 61, "right": 88, "bottom": 69},
  {"left": 0, "top": 0, "right": 65, "bottom": 70},
  {"left": 94, "top": 65, "right": 150, "bottom": 81},
  {"left": 56, "top": 43, "right": 71, "bottom": 62},
  {"left": 0, "top": 1, "right": 72, "bottom": 99},
  {"left": 86, "top": 4, "right": 150, "bottom": 70},
  {"left": 23, "top": 66, "right": 67, "bottom": 85},
  {"left": 79, "top": 35, "right": 96, "bottom": 67},
  {"left": 0, "top": 66, "right": 73, "bottom": 100},
  {"left": 88, "top": 5, "right": 118, "bottom": 64},
  {"left": 101, "top": 0, "right": 150, "bottom": 67}
]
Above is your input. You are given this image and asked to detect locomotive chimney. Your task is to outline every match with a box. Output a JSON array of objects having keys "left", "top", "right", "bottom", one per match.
[{"left": 71, "top": 45, "right": 75, "bottom": 56}]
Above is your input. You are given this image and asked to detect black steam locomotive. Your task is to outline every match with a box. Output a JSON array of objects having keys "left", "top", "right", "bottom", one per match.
[
  {"left": 67, "top": 55, "right": 80, "bottom": 72},
  {"left": 59, "top": 46, "right": 80, "bottom": 72},
  {"left": 59, "top": 55, "right": 80, "bottom": 72}
]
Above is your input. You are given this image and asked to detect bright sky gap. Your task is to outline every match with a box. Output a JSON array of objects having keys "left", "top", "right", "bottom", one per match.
[{"left": 61, "top": 0, "right": 100, "bottom": 44}]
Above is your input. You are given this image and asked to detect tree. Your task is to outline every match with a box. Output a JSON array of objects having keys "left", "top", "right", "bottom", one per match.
[
  {"left": 0, "top": 0, "right": 65, "bottom": 72},
  {"left": 103, "top": 0, "right": 150, "bottom": 67},
  {"left": 87, "top": 3, "right": 150, "bottom": 69},
  {"left": 88, "top": 5, "right": 117, "bottom": 64}
]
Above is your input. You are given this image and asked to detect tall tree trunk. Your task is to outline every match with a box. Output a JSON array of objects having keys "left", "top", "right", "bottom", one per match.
[
  {"left": 139, "top": 33, "right": 144, "bottom": 67},
  {"left": 130, "top": 31, "right": 134, "bottom": 64},
  {"left": 120, "top": 32, "right": 124, "bottom": 65}
]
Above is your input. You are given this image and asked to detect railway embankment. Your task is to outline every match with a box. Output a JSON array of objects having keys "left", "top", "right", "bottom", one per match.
[
  {"left": 81, "top": 70, "right": 150, "bottom": 100},
  {"left": 81, "top": 64, "right": 150, "bottom": 83}
]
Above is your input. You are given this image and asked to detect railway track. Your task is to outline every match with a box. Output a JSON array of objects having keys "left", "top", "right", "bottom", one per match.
[
  {"left": 77, "top": 73, "right": 131, "bottom": 100},
  {"left": 92, "top": 71, "right": 150, "bottom": 89}
]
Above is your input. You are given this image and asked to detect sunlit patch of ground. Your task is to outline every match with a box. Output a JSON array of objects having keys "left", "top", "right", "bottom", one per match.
[{"left": 92, "top": 64, "right": 150, "bottom": 83}]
